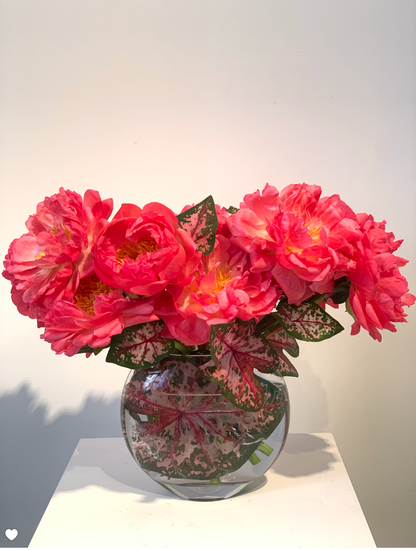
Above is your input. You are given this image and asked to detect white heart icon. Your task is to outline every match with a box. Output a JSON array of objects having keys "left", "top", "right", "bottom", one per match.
[{"left": 5, "top": 529, "right": 18, "bottom": 541}]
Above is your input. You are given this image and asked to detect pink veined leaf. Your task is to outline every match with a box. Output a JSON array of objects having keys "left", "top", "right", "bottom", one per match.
[
  {"left": 267, "top": 324, "right": 299, "bottom": 357},
  {"left": 177, "top": 196, "right": 218, "bottom": 255},
  {"left": 200, "top": 319, "right": 281, "bottom": 411},
  {"left": 122, "top": 357, "right": 287, "bottom": 479},
  {"left": 106, "top": 321, "right": 174, "bottom": 369},
  {"left": 274, "top": 300, "right": 344, "bottom": 342},
  {"left": 267, "top": 325, "right": 299, "bottom": 377}
]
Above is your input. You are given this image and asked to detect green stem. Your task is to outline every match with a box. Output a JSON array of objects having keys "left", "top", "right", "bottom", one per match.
[
  {"left": 210, "top": 477, "right": 221, "bottom": 484},
  {"left": 173, "top": 340, "right": 195, "bottom": 355},
  {"left": 312, "top": 293, "right": 328, "bottom": 304},
  {"left": 346, "top": 296, "right": 356, "bottom": 319},
  {"left": 254, "top": 313, "right": 280, "bottom": 337},
  {"left": 257, "top": 441, "right": 274, "bottom": 456},
  {"left": 249, "top": 452, "right": 261, "bottom": 465}
]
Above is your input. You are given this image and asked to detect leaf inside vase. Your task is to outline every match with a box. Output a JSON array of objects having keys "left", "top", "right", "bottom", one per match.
[{"left": 122, "top": 357, "right": 287, "bottom": 480}]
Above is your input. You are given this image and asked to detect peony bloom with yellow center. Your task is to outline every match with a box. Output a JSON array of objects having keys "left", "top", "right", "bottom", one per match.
[
  {"left": 2, "top": 188, "right": 113, "bottom": 321},
  {"left": 74, "top": 274, "right": 113, "bottom": 316},
  {"left": 42, "top": 272, "right": 159, "bottom": 356},
  {"left": 157, "top": 236, "right": 281, "bottom": 346},
  {"left": 94, "top": 202, "right": 200, "bottom": 297},
  {"left": 228, "top": 183, "right": 362, "bottom": 305}
]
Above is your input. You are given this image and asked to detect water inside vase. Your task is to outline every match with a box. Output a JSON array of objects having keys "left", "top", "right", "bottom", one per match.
[{"left": 121, "top": 376, "right": 289, "bottom": 500}]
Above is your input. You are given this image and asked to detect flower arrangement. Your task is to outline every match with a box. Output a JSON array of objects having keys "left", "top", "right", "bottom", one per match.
[{"left": 3, "top": 184, "right": 414, "bottom": 413}]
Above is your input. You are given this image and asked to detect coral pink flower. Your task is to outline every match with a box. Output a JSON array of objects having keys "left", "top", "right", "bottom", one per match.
[
  {"left": 158, "top": 236, "right": 281, "bottom": 346},
  {"left": 214, "top": 204, "right": 232, "bottom": 238},
  {"left": 94, "top": 202, "right": 200, "bottom": 296},
  {"left": 41, "top": 274, "right": 159, "bottom": 356},
  {"left": 228, "top": 183, "right": 362, "bottom": 305},
  {"left": 347, "top": 214, "right": 415, "bottom": 341},
  {"left": 2, "top": 189, "right": 113, "bottom": 321}
]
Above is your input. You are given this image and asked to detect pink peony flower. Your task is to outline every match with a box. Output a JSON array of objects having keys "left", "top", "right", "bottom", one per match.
[
  {"left": 228, "top": 183, "right": 362, "bottom": 305},
  {"left": 215, "top": 204, "right": 232, "bottom": 238},
  {"left": 347, "top": 214, "right": 415, "bottom": 341},
  {"left": 2, "top": 188, "right": 113, "bottom": 321},
  {"left": 157, "top": 235, "right": 281, "bottom": 345},
  {"left": 4, "top": 185, "right": 414, "bottom": 354},
  {"left": 41, "top": 274, "right": 159, "bottom": 356},
  {"left": 94, "top": 202, "right": 201, "bottom": 296}
]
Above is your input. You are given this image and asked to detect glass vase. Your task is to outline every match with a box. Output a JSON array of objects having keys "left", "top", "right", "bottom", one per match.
[{"left": 121, "top": 354, "right": 289, "bottom": 500}]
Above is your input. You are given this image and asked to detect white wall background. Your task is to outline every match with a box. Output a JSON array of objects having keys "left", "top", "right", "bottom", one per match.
[{"left": 0, "top": 0, "right": 415, "bottom": 547}]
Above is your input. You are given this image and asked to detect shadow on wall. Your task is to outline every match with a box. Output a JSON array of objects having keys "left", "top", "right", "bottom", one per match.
[
  {"left": 0, "top": 384, "right": 121, "bottom": 548},
  {"left": 284, "top": 355, "right": 329, "bottom": 434}
]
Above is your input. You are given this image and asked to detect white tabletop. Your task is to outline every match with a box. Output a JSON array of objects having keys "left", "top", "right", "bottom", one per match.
[{"left": 29, "top": 433, "right": 376, "bottom": 548}]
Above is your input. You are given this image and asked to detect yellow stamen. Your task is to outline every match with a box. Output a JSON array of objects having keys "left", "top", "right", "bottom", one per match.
[
  {"left": 308, "top": 226, "right": 321, "bottom": 241},
  {"left": 116, "top": 237, "right": 158, "bottom": 265},
  {"left": 35, "top": 252, "right": 46, "bottom": 261},
  {"left": 74, "top": 275, "right": 113, "bottom": 316},
  {"left": 286, "top": 225, "right": 321, "bottom": 255},
  {"left": 214, "top": 267, "right": 233, "bottom": 292},
  {"left": 51, "top": 223, "right": 72, "bottom": 239},
  {"left": 286, "top": 245, "right": 302, "bottom": 255}
]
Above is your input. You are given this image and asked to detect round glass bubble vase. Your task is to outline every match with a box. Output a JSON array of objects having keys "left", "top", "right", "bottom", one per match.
[{"left": 121, "top": 354, "right": 289, "bottom": 500}]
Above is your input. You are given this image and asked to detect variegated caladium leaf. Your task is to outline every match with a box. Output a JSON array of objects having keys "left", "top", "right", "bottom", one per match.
[
  {"left": 123, "top": 357, "right": 287, "bottom": 480},
  {"left": 269, "top": 324, "right": 299, "bottom": 357},
  {"left": 201, "top": 319, "right": 281, "bottom": 411},
  {"left": 274, "top": 300, "right": 344, "bottom": 342},
  {"left": 266, "top": 325, "right": 299, "bottom": 377},
  {"left": 226, "top": 205, "right": 239, "bottom": 214},
  {"left": 106, "top": 321, "right": 174, "bottom": 369},
  {"left": 177, "top": 196, "right": 218, "bottom": 255}
]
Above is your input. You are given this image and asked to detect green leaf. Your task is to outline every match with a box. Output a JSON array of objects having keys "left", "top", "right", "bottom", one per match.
[
  {"left": 330, "top": 276, "right": 351, "bottom": 305},
  {"left": 106, "top": 321, "right": 174, "bottom": 369},
  {"left": 274, "top": 300, "right": 344, "bottom": 342},
  {"left": 77, "top": 345, "right": 95, "bottom": 355},
  {"left": 226, "top": 205, "right": 239, "bottom": 214},
  {"left": 77, "top": 345, "right": 108, "bottom": 356},
  {"left": 177, "top": 195, "right": 218, "bottom": 255},
  {"left": 254, "top": 312, "right": 280, "bottom": 338},
  {"left": 201, "top": 319, "right": 281, "bottom": 411}
]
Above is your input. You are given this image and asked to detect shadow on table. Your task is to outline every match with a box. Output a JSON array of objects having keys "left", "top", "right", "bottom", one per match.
[
  {"left": 55, "top": 437, "right": 269, "bottom": 502},
  {"left": 55, "top": 437, "right": 172, "bottom": 501},
  {"left": 0, "top": 383, "right": 121, "bottom": 548},
  {"left": 54, "top": 436, "right": 336, "bottom": 504},
  {"left": 271, "top": 433, "right": 337, "bottom": 477}
]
